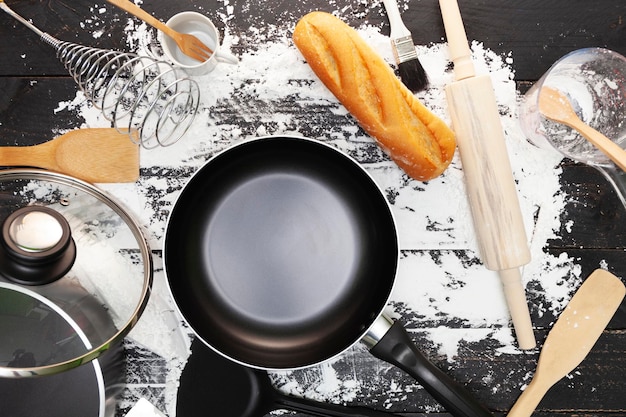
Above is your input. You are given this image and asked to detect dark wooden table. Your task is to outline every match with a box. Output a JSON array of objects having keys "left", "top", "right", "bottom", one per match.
[{"left": 1, "top": 1, "right": 625, "bottom": 416}]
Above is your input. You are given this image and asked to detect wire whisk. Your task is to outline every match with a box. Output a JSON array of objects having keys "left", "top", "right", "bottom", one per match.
[{"left": 1, "top": 1, "right": 200, "bottom": 149}]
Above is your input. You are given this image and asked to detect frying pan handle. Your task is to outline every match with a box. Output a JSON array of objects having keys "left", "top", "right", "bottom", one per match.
[
  {"left": 367, "top": 317, "right": 494, "bottom": 417},
  {"left": 276, "top": 395, "right": 402, "bottom": 417}
]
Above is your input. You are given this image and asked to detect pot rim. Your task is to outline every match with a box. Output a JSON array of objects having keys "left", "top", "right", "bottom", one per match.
[{"left": 0, "top": 281, "right": 107, "bottom": 416}]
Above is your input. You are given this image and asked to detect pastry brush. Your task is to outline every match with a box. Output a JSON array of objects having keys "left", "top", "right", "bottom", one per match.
[
  {"left": 439, "top": 0, "right": 536, "bottom": 349},
  {"left": 382, "top": 0, "right": 428, "bottom": 92}
]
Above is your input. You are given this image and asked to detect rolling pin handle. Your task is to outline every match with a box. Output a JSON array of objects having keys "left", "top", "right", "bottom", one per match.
[{"left": 499, "top": 268, "right": 536, "bottom": 350}]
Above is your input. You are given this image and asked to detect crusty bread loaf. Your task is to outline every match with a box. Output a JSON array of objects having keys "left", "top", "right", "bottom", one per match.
[{"left": 293, "top": 11, "right": 456, "bottom": 181}]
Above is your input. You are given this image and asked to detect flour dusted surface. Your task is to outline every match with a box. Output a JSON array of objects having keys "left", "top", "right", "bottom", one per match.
[{"left": 44, "top": 1, "right": 591, "bottom": 414}]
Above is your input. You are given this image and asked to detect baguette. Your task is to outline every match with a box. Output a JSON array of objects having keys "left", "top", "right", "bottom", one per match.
[{"left": 293, "top": 11, "right": 456, "bottom": 181}]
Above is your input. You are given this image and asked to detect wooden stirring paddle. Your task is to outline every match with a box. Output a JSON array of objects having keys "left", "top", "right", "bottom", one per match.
[
  {"left": 539, "top": 87, "right": 626, "bottom": 171},
  {"left": 0, "top": 128, "right": 140, "bottom": 183},
  {"left": 507, "top": 269, "right": 625, "bottom": 417}
]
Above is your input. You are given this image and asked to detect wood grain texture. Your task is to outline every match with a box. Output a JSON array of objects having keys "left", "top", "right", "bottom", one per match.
[
  {"left": 0, "top": 128, "right": 140, "bottom": 182},
  {"left": 507, "top": 270, "right": 625, "bottom": 417},
  {"left": 1, "top": 0, "right": 624, "bottom": 79},
  {"left": 444, "top": 75, "right": 530, "bottom": 270}
]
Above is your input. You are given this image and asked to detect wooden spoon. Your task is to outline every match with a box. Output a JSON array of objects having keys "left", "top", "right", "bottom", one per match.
[
  {"left": 538, "top": 87, "right": 626, "bottom": 171},
  {"left": 507, "top": 269, "right": 625, "bottom": 417},
  {"left": 0, "top": 128, "right": 140, "bottom": 183}
]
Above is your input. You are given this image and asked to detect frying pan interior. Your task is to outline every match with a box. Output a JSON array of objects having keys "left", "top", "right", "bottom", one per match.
[{"left": 165, "top": 137, "right": 398, "bottom": 369}]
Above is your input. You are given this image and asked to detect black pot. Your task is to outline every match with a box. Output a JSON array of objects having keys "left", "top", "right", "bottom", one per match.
[{"left": 0, "top": 283, "right": 124, "bottom": 417}]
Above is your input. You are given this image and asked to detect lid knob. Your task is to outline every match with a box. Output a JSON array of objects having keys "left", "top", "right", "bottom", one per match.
[{"left": 0, "top": 206, "right": 76, "bottom": 285}]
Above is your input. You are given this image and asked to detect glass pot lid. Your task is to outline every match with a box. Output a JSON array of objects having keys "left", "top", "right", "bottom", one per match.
[
  {"left": 0, "top": 169, "right": 153, "bottom": 377},
  {"left": 0, "top": 283, "right": 111, "bottom": 417}
]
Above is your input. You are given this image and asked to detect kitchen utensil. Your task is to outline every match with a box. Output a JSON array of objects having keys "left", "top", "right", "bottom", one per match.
[
  {"left": 381, "top": 0, "right": 428, "bottom": 92},
  {"left": 161, "top": 12, "right": 238, "bottom": 76},
  {"left": 520, "top": 48, "right": 626, "bottom": 208},
  {"left": 165, "top": 136, "right": 493, "bottom": 417},
  {"left": 105, "top": 0, "right": 212, "bottom": 63},
  {"left": 438, "top": 0, "right": 535, "bottom": 349},
  {"left": 0, "top": 128, "right": 139, "bottom": 183},
  {"left": 507, "top": 269, "right": 625, "bottom": 417},
  {"left": 0, "top": 0, "right": 200, "bottom": 149},
  {"left": 538, "top": 87, "right": 626, "bottom": 171},
  {"left": 0, "top": 283, "right": 124, "bottom": 417},
  {"left": 178, "top": 338, "right": 400, "bottom": 417},
  {"left": 0, "top": 169, "right": 152, "bottom": 377}
]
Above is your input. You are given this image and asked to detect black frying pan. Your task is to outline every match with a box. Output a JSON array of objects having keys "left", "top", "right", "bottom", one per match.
[
  {"left": 165, "top": 136, "right": 493, "bottom": 417},
  {"left": 178, "top": 337, "right": 400, "bottom": 417}
]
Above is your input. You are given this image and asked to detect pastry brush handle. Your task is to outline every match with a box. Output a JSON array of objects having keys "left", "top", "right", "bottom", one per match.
[
  {"left": 439, "top": 0, "right": 475, "bottom": 80},
  {"left": 382, "top": 0, "right": 411, "bottom": 38}
]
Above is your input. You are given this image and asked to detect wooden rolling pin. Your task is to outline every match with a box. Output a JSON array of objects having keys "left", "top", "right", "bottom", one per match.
[
  {"left": 0, "top": 128, "right": 140, "bottom": 183},
  {"left": 439, "top": 0, "right": 535, "bottom": 349}
]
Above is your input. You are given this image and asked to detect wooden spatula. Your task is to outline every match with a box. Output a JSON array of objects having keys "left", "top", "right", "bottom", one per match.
[
  {"left": 0, "top": 128, "right": 140, "bottom": 183},
  {"left": 539, "top": 87, "right": 626, "bottom": 171},
  {"left": 507, "top": 269, "right": 625, "bottom": 417}
]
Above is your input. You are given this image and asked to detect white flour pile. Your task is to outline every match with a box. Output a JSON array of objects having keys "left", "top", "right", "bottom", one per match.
[{"left": 47, "top": 1, "right": 598, "bottom": 414}]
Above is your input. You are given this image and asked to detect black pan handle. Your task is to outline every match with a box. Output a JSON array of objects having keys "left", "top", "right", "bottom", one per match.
[
  {"left": 365, "top": 316, "right": 494, "bottom": 417},
  {"left": 275, "top": 394, "right": 402, "bottom": 417}
]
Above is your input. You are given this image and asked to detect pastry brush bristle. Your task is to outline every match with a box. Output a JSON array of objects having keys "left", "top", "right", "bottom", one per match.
[{"left": 392, "top": 35, "right": 429, "bottom": 92}]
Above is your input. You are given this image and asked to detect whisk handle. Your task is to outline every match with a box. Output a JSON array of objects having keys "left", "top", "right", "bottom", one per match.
[{"left": 0, "top": 2, "right": 45, "bottom": 38}]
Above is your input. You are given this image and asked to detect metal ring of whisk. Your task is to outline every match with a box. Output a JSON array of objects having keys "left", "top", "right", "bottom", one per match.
[
  {"left": 109, "top": 56, "right": 200, "bottom": 149},
  {"left": 41, "top": 34, "right": 200, "bottom": 149}
]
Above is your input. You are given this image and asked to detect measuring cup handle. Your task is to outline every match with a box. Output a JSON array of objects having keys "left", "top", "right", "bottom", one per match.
[{"left": 216, "top": 50, "right": 239, "bottom": 65}]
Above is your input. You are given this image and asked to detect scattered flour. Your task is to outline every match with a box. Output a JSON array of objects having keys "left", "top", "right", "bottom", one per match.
[{"left": 41, "top": 2, "right": 592, "bottom": 414}]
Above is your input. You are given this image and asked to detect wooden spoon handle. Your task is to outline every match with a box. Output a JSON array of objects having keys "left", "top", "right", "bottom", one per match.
[
  {"left": 506, "top": 379, "right": 550, "bottom": 417},
  {"left": 106, "top": 0, "right": 174, "bottom": 37},
  {"left": 574, "top": 121, "right": 626, "bottom": 171},
  {"left": 0, "top": 142, "right": 57, "bottom": 171}
]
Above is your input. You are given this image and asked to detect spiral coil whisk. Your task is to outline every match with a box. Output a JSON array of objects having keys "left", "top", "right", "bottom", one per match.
[
  {"left": 42, "top": 34, "right": 200, "bottom": 148},
  {"left": 1, "top": 2, "right": 200, "bottom": 148}
]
